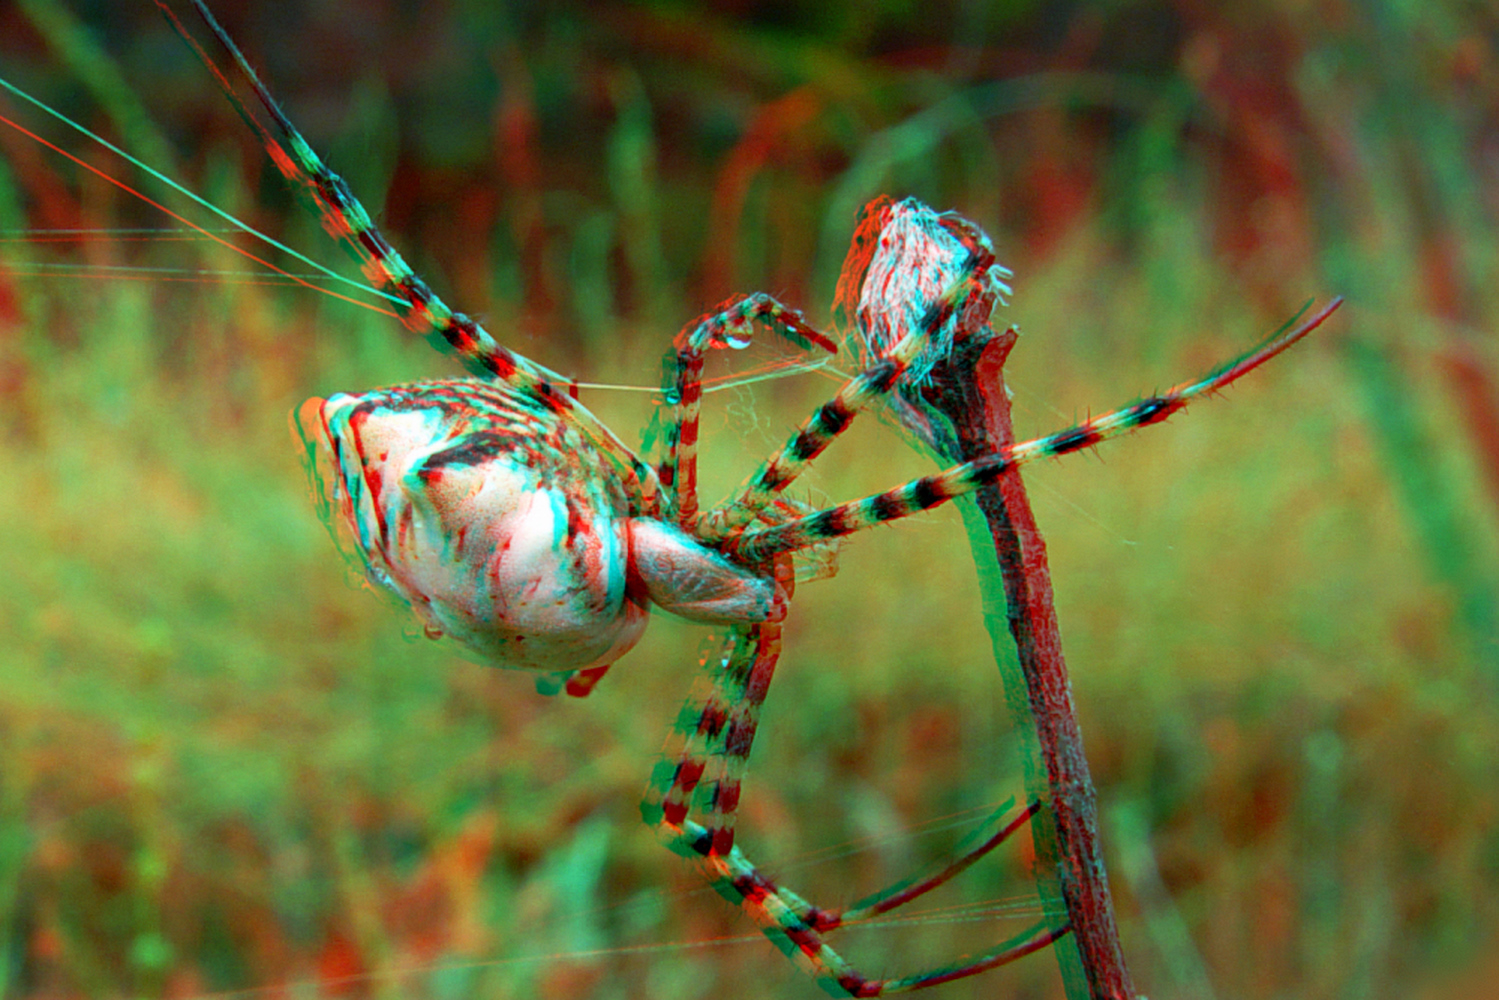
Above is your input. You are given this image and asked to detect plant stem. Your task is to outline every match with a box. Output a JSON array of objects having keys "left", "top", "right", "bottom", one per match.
[{"left": 919, "top": 328, "right": 1137, "bottom": 1000}]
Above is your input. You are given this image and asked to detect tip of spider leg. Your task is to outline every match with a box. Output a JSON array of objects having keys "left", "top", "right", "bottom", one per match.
[{"left": 565, "top": 663, "right": 612, "bottom": 697}]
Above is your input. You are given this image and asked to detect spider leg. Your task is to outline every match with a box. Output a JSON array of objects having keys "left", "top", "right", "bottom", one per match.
[
  {"left": 643, "top": 597, "right": 787, "bottom": 861},
  {"left": 532, "top": 663, "right": 612, "bottom": 698},
  {"left": 697, "top": 251, "right": 1006, "bottom": 543},
  {"left": 662, "top": 294, "right": 836, "bottom": 525},
  {"left": 729, "top": 297, "right": 1344, "bottom": 564},
  {"left": 644, "top": 593, "right": 1062, "bottom": 995},
  {"left": 679, "top": 808, "right": 1066, "bottom": 996},
  {"left": 160, "top": 0, "right": 663, "bottom": 512},
  {"left": 837, "top": 799, "right": 1040, "bottom": 923}
]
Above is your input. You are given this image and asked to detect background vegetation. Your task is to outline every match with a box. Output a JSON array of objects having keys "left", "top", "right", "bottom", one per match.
[{"left": 0, "top": 0, "right": 1497, "bottom": 997}]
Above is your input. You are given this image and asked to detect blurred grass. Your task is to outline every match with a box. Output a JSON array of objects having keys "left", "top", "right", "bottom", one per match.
[{"left": 1, "top": 1, "right": 1498, "bottom": 998}]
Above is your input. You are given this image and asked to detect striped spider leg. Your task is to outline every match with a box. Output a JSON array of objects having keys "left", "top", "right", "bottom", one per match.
[
  {"left": 166, "top": 0, "right": 1338, "bottom": 993},
  {"left": 727, "top": 293, "right": 1341, "bottom": 566},
  {"left": 643, "top": 611, "right": 1062, "bottom": 997},
  {"left": 660, "top": 291, "right": 838, "bottom": 526}
]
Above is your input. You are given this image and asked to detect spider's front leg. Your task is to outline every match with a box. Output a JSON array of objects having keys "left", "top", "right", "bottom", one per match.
[
  {"left": 694, "top": 225, "right": 1014, "bottom": 545},
  {"left": 643, "top": 596, "right": 1062, "bottom": 997},
  {"left": 661, "top": 294, "right": 837, "bottom": 526}
]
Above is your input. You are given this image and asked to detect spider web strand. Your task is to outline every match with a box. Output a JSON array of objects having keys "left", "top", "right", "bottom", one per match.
[
  {"left": 0, "top": 100, "right": 392, "bottom": 317},
  {"left": 0, "top": 74, "right": 391, "bottom": 306}
]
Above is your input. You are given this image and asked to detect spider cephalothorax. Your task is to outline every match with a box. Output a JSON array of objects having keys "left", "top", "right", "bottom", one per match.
[{"left": 168, "top": 0, "right": 1339, "bottom": 991}]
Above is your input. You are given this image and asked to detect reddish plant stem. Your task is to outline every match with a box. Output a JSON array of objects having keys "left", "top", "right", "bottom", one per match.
[{"left": 918, "top": 328, "right": 1136, "bottom": 1000}]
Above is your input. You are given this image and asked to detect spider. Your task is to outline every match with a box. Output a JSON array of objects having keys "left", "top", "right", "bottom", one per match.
[{"left": 163, "top": 1, "right": 1340, "bottom": 993}]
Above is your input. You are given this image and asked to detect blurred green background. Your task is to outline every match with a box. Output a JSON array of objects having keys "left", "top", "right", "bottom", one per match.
[{"left": 0, "top": 1, "right": 1497, "bottom": 997}]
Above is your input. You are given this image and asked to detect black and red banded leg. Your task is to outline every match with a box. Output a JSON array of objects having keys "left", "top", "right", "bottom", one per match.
[
  {"left": 643, "top": 565, "right": 1063, "bottom": 995},
  {"left": 659, "top": 294, "right": 836, "bottom": 526},
  {"left": 691, "top": 800, "right": 1066, "bottom": 996},
  {"left": 729, "top": 298, "right": 1345, "bottom": 564},
  {"left": 644, "top": 558, "right": 795, "bottom": 859},
  {"left": 655, "top": 769, "right": 1062, "bottom": 993}
]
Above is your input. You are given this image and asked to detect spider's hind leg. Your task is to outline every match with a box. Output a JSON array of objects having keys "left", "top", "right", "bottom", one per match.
[
  {"left": 643, "top": 616, "right": 784, "bottom": 862},
  {"left": 678, "top": 804, "right": 1065, "bottom": 996},
  {"left": 644, "top": 581, "right": 1063, "bottom": 995}
]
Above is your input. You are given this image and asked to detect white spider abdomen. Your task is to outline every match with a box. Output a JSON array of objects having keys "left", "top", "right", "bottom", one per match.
[{"left": 298, "top": 389, "right": 649, "bottom": 672}]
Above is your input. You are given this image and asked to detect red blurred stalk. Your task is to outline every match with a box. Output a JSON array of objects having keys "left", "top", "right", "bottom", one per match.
[
  {"left": 918, "top": 328, "right": 1136, "bottom": 1000},
  {"left": 1439, "top": 341, "right": 1499, "bottom": 524}
]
